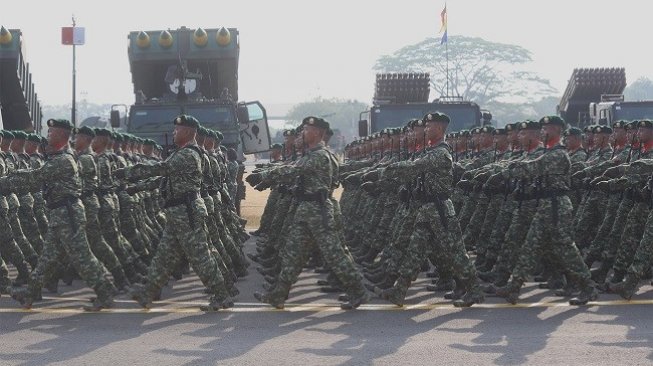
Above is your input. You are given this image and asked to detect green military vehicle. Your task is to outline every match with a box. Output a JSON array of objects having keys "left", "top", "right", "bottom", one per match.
[
  {"left": 358, "top": 73, "right": 489, "bottom": 136},
  {"left": 558, "top": 67, "right": 653, "bottom": 127},
  {"left": 112, "top": 26, "right": 271, "bottom": 155},
  {"left": 0, "top": 26, "right": 43, "bottom": 132}
]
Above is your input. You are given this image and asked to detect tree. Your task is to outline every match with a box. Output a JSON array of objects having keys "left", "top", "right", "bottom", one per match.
[
  {"left": 286, "top": 97, "right": 368, "bottom": 142},
  {"left": 374, "top": 36, "right": 557, "bottom": 106},
  {"left": 624, "top": 77, "right": 653, "bottom": 100}
]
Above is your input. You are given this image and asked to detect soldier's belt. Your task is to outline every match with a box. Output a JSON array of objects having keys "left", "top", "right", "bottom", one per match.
[{"left": 163, "top": 192, "right": 201, "bottom": 209}]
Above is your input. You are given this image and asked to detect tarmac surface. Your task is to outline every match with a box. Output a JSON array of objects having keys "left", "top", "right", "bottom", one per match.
[{"left": 2, "top": 235, "right": 653, "bottom": 365}]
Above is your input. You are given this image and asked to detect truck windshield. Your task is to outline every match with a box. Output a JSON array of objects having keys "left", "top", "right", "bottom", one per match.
[
  {"left": 130, "top": 107, "right": 181, "bottom": 132},
  {"left": 186, "top": 106, "right": 236, "bottom": 130},
  {"left": 614, "top": 104, "right": 653, "bottom": 121},
  {"left": 372, "top": 104, "right": 479, "bottom": 132}
]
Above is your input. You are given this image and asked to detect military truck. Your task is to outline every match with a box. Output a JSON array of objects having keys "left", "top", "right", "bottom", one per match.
[
  {"left": 358, "top": 73, "right": 489, "bottom": 136},
  {"left": 112, "top": 26, "right": 271, "bottom": 155},
  {"left": 0, "top": 26, "right": 43, "bottom": 132},
  {"left": 558, "top": 67, "right": 653, "bottom": 126}
]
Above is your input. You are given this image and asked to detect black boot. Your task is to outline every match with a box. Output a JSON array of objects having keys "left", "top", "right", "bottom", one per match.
[
  {"left": 569, "top": 285, "right": 598, "bottom": 305},
  {"left": 609, "top": 274, "right": 639, "bottom": 300},
  {"left": 494, "top": 282, "right": 521, "bottom": 305},
  {"left": 84, "top": 281, "right": 117, "bottom": 312}
]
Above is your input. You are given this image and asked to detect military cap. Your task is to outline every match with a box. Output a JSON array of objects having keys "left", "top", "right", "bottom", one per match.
[
  {"left": 389, "top": 128, "right": 402, "bottom": 136},
  {"left": 143, "top": 139, "right": 156, "bottom": 146},
  {"left": 282, "top": 129, "right": 296, "bottom": 137},
  {"left": 626, "top": 120, "right": 640, "bottom": 130},
  {"left": 540, "top": 116, "right": 566, "bottom": 128},
  {"left": 12, "top": 131, "right": 28, "bottom": 140},
  {"left": 612, "top": 120, "right": 628, "bottom": 129},
  {"left": 271, "top": 143, "right": 283, "bottom": 149},
  {"left": 459, "top": 129, "right": 471, "bottom": 137},
  {"left": 480, "top": 125, "right": 496, "bottom": 134},
  {"left": 412, "top": 119, "right": 425, "bottom": 128},
  {"left": 112, "top": 132, "right": 124, "bottom": 142},
  {"left": 450, "top": 132, "right": 460, "bottom": 138},
  {"left": 214, "top": 130, "right": 224, "bottom": 141},
  {"left": 302, "top": 116, "right": 329, "bottom": 130},
  {"left": 326, "top": 128, "right": 334, "bottom": 137},
  {"left": 593, "top": 125, "right": 613, "bottom": 134},
  {"left": 47, "top": 119, "right": 74, "bottom": 131},
  {"left": 504, "top": 123, "right": 515, "bottom": 132},
  {"left": 197, "top": 126, "right": 209, "bottom": 136},
  {"left": 173, "top": 114, "right": 200, "bottom": 129},
  {"left": 470, "top": 127, "right": 482, "bottom": 134},
  {"left": 74, "top": 126, "right": 96, "bottom": 137},
  {"left": 583, "top": 125, "right": 595, "bottom": 133},
  {"left": 564, "top": 127, "right": 583, "bottom": 136},
  {"left": 423, "top": 112, "right": 450, "bottom": 124},
  {"left": 26, "top": 133, "right": 42, "bottom": 143},
  {"left": 493, "top": 128, "right": 507, "bottom": 135},
  {"left": 219, "top": 145, "right": 227, "bottom": 152},
  {"left": 2, "top": 131, "right": 14, "bottom": 139},
  {"left": 95, "top": 128, "right": 113, "bottom": 137},
  {"left": 639, "top": 120, "right": 653, "bottom": 129},
  {"left": 517, "top": 120, "right": 541, "bottom": 130}
]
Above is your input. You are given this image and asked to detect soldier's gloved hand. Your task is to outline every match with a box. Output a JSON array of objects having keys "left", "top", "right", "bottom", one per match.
[
  {"left": 245, "top": 173, "right": 262, "bottom": 187},
  {"left": 114, "top": 168, "right": 127, "bottom": 180},
  {"left": 254, "top": 180, "right": 271, "bottom": 191}
]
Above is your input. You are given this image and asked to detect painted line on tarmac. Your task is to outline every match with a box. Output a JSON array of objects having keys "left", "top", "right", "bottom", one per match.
[{"left": 1, "top": 298, "right": 653, "bottom": 313}]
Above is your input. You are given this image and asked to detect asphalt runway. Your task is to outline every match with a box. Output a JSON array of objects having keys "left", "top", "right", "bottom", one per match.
[{"left": 2, "top": 235, "right": 653, "bottom": 365}]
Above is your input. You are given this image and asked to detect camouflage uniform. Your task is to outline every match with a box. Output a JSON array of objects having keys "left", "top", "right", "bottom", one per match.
[
  {"left": 125, "top": 142, "right": 232, "bottom": 307},
  {"left": 5, "top": 147, "right": 116, "bottom": 308}
]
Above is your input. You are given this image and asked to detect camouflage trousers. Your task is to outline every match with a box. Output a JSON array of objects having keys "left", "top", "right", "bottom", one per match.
[
  {"left": 26, "top": 200, "right": 113, "bottom": 297},
  {"left": 600, "top": 196, "right": 635, "bottom": 263},
  {"left": 98, "top": 193, "right": 139, "bottom": 268},
  {"left": 258, "top": 188, "right": 281, "bottom": 234},
  {"left": 626, "top": 207, "right": 653, "bottom": 278},
  {"left": 276, "top": 200, "right": 365, "bottom": 299},
  {"left": 83, "top": 195, "right": 124, "bottom": 275},
  {"left": 574, "top": 190, "right": 608, "bottom": 250},
  {"left": 474, "top": 194, "right": 506, "bottom": 259},
  {"left": 612, "top": 202, "right": 650, "bottom": 275},
  {"left": 509, "top": 196, "right": 591, "bottom": 289},
  {"left": 492, "top": 199, "right": 538, "bottom": 277},
  {"left": 585, "top": 194, "right": 624, "bottom": 262},
  {"left": 0, "top": 199, "right": 30, "bottom": 272},
  {"left": 18, "top": 194, "right": 45, "bottom": 254},
  {"left": 142, "top": 202, "right": 230, "bottom": 300},
  {"left": 397, "top": 200, "right": 477, "bottom": 289},
  {"left": 462, "top": 193, "right": 490, "bottom": 250}
]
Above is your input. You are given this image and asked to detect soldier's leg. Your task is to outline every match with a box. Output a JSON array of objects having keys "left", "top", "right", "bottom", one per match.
[
  {"left": 612, "top": 203, "right": 649, "bottom": 277},
  {"left": 586, "top": 195, "right": 625, "bottom": 264},
  {"left": 18, "top": 199, "right": 45, "bottom": 254},
  {"left": 462, "top": 195, "right": 490, "bottom": 250},
  {"left": 8, "top": 209, "right": 38, "bottom": 266},
  {"left": 574, "top": 191, "right": 608, "bottom": 250}
]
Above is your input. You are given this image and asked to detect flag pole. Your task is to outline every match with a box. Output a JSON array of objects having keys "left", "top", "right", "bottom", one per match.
[{"left": 71, "top": 15, "right": 77, "bottom": 127}]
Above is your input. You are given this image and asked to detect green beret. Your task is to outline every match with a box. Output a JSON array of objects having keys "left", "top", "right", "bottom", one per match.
[
  {"left": 504, "top": 123, "right": 515, "bottom": 132},
  {"left": 639, "top": 120, "right": 653, "bottom": 129},
  {"left": 626, "top": 120, "right": 640, "bottom": 130},
  {"left": 112, "top": 132, "right": 124, "bottom": 142},
  {"left": 173, "top": 114, "right": 200, "bottom": 129},
  {"left": 47, "top": 119, "right": 73, "bottom": 131},
  {"left": 12, "top": 131, "right": 28, "bottom": 140},
  {"left": 95, "top": 128, "right": 113, "bottom": 137},
  {"left": 74, "top": 126, "right": 96, "bottom": 137},
  {"left": 214, "top": 130, "right": 224, "bottom": 141},
  {"left": 540, "top": 116, "right": 566, "bottom": 128},
  {"left": 295, "top": 125, "right": 304, "bottom": 134},
  {"left": 612, "top": 120, "right": 628, "bottom": 129},
  {"left": 302, "top": 116, "right": 330, "bottom": 130},
  {"left": 459, "top": 129, "right": 471, "bottom": 137},
  {"left": 583, "top": 125, "right": 595, "bottom": 133},
  {"left": 564, "top": 127, "right": 583, "bottom": 136},
  {"left": 480, "top": 125, "right": 496, "bottom": 134},
  {"left": 197, "top": 126, "right": 209, "bottom": 137},
  {"left": 593, "top": 125, "right": 613, "bottom": 134},
  {"left": 326, "top": 128, "right": 334, "bottom": 137},
  {"left": 2, "top": 131, "right": 14, "bottom": 139},
  {"left": 470, "top": 127, "right": 482, "bottom": 135},
  {"left": 517, "top": 120, "right": 541, "bottom": 131},
  {"left": 423, "top": 112, "right": 450, "bottom": 124},
  {"left": 143, "top": 139, "right": 156, "bottom": 146},
  {"left": 271, "top": 143, "right": 283, "bottom": 149},
  {"left": 282, "top": 129, "right": 296, "bottom": 137},
  {"left": 493, "top": 128, "right": 507, "bottom": 135},
  {"left": 411, "top": 119, "right": 425, "bottom": 128},
  {"left": 26, "top": 133, "right": 42, "bottom": 143}
]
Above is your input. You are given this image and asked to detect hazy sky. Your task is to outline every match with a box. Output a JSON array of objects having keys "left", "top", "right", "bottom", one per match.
[{"left": 4, "top": 0, "right": 651, "bottom": 109}]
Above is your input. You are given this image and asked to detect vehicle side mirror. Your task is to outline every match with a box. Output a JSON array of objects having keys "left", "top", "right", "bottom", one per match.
[
  {"left": 110, "top": 110, "right": 121, "bottom": 128},
  {"left": 237, "top": 105, "right": 250, "bottom": 123},
  {"left": 358, "top": 119, "right": 368, "bottom": 137}
]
